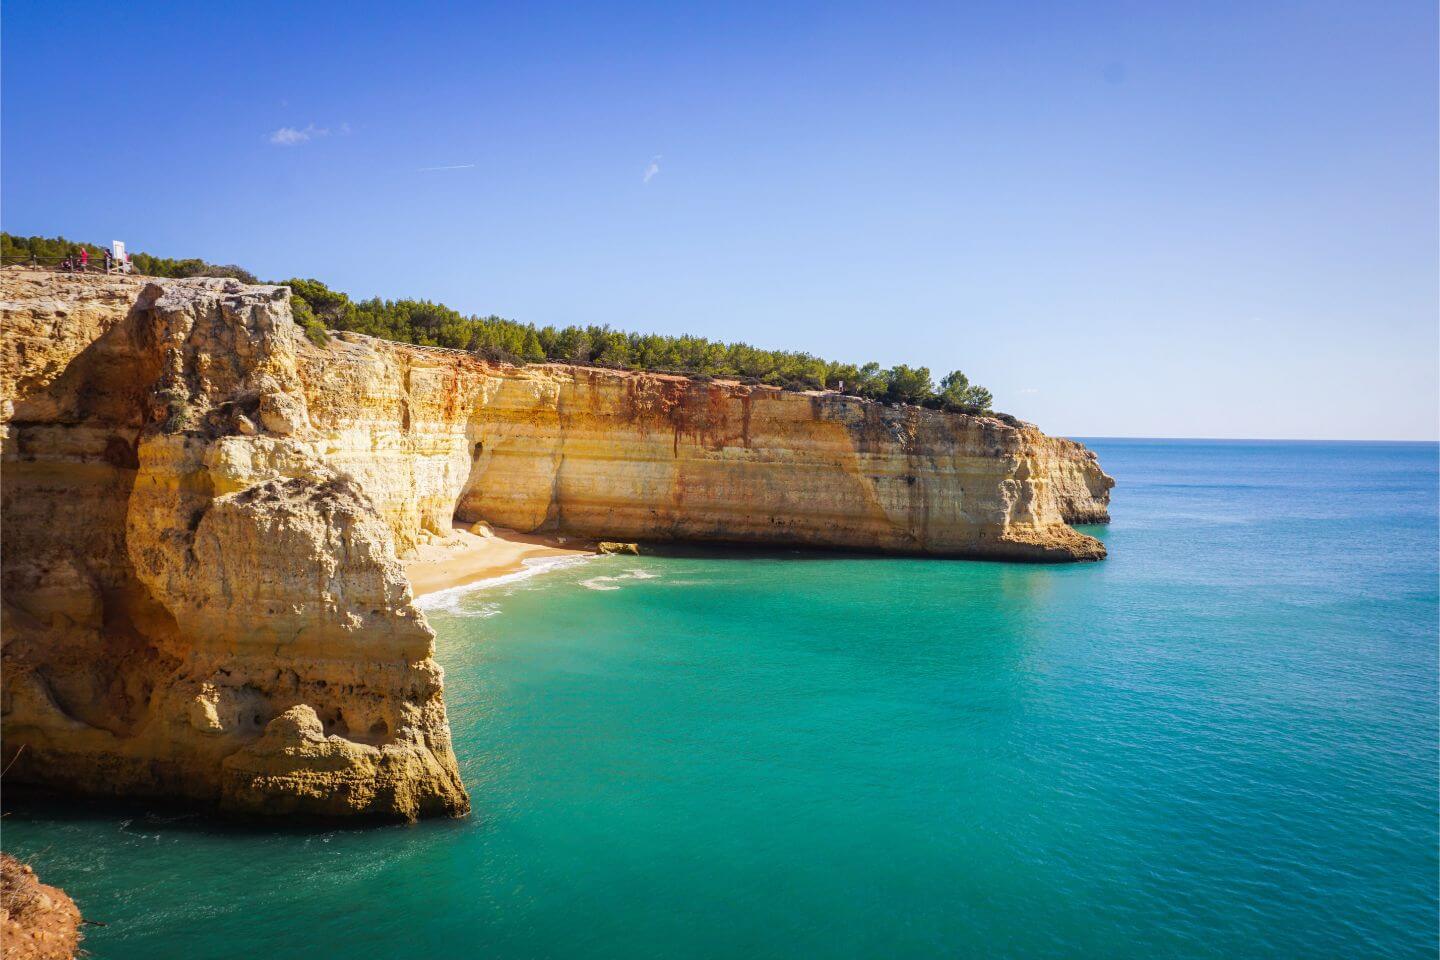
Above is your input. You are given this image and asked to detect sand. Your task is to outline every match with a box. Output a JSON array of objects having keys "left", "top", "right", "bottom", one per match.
[{"left": 403, "top": 524, "right": 594, "bottom": 598}]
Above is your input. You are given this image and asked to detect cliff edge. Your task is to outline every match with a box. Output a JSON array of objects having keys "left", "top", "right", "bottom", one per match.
[
  {"left": 0, "top": 853, "right": 82, "bottom": 960},
  {"left": 0, "top": 270, "right": 1112, "bottom": 819}
]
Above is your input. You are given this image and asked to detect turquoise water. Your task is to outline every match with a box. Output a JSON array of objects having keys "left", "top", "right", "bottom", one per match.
[{"left": 4, "top": 439, "right": 1437, "bottom": 959}]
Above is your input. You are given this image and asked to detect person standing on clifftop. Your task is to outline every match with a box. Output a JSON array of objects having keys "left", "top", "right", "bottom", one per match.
[{"left": 78, "top": 247, "right": 88, "bottom": 273}]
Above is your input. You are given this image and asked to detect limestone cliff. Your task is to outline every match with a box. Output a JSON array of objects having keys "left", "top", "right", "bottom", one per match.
[
  {"left": 299, "top": 336, "right": 1112, "bottom": 562},
  {"left": 2, "top": 271, "right": 467, "bottom": 820},
  {"left": 1, "top": 269, "right": 1111, "bottom": 820}
]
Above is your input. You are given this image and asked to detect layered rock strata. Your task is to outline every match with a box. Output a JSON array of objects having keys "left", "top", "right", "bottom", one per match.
[
  {"left": 1, "top": 269, "right": 1112, "bottom": 819},
  {"left": 303, "top": 337, "right": 1113, "bottom": 562}
]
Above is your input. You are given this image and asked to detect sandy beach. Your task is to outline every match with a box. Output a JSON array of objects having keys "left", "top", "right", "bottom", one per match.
[{"left": 404, "top": 524, "right": 595, "bottom": 598}]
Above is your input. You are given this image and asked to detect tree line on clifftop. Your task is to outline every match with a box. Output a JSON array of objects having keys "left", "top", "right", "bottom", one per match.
[{"left": 2, "top": 233, "right": 994, "bottom": 412}]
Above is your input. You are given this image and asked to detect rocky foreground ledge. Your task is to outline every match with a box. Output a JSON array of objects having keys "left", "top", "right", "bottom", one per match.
[
  {"left": 0, "top": 270, "right": 1112, "bottom": 820},
  {"left": 0, "top": 853, "right": 82, "bottom": 960}
]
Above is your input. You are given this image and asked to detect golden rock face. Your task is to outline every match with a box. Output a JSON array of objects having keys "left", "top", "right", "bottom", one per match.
[
  {"left": 0, "top": 269, "right": 1111, "bottom": 821},
  {"left": 301, "top": 334, "right": 1113, "bottom": 562},
  {"left": 2, "top": 271, "right": 466, "bottom": 821}
]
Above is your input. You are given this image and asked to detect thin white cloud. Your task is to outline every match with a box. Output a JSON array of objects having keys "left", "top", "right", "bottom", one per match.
[
  {"left": 418, "top": 163, "right": 477, "bottom": 172},
  {"left": 643, "top": 154, "right": 662, "bottom": 183},
  {"left": 1017, "top": 387, "right": 1040, "bottom": 395},
  {"left": 269, "top": 125, "right": 315, "bottom": 145},
  {"left": 267, "top": 122, "right": 348, "bottom": 146}
]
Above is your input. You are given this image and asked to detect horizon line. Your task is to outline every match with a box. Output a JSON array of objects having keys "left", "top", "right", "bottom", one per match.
[{"left": 1065, "top": 434, "right": 1439, "bottom": 444}]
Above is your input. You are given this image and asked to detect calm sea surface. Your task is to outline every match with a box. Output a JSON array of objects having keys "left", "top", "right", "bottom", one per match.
[{"left": 5, "top": 439, "right": 1437, "bottom": 959}]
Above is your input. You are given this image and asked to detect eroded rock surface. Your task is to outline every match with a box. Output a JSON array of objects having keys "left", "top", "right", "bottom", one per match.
[
  {"left": 1, "top": 269, "right": 1112, "bottom": 819},
  {"left": 303, "top": 342, "right": 1114, "bottom": 563},
  {"left": 0, "top": 853, "right": 82, "bottom": 960},
  {"left": 1, "top": 271, "right": 466, "bottom": 820}
]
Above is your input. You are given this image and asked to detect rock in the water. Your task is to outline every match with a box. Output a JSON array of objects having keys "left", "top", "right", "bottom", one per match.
[{"left": 598, "top": 541, "right": 641, "bottom": 555}]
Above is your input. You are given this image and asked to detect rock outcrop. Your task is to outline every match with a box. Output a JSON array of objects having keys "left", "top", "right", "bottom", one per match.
[
  {"left": 0, "top": 269, "right": 1112, "bottom": 820},
  {"left": 1, "top": 271, "right": 466, "bottom": 821},
  {"left": 0, "top": 853, "right": 82, "bottom": 960}
]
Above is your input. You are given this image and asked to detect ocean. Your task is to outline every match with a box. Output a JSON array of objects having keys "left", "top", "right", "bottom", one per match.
[{"left": 5, "top": 439, "right": 1437, "bottom": 959}]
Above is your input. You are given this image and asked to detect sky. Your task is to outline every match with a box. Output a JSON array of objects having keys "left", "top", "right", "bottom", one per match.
[{"left": 4, "top": 0, "right": 1436, "bottom": 439}]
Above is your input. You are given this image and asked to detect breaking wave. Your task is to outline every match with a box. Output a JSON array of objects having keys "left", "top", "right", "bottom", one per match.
[{"left": 415, "top": 555, "right": 594, "bottom": 611}]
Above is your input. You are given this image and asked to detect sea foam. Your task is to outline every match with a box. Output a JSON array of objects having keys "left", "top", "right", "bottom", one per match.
[
  {"left": 580, "top": 568, "right": 659, "bottom": 591},
  {"left": 414, "top": 555, "right": 594, "bottom": 612}
]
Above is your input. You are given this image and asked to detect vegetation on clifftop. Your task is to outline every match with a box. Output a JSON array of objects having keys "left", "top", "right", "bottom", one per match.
[
  {"left": 2, "top": 233, "right": 993, "bottom": 411},
  {"left": 2, "top": 233, "right": 258, "bottom": 285}
]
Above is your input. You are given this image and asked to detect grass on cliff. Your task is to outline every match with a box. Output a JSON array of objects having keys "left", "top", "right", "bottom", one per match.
[{"left": 2, "top": 232, "right": 994, "bottom": 412}]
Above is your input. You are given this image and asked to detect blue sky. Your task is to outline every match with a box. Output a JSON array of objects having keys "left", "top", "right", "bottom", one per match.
[{"left": 4, "top": 1, "right": 1436, "bottom": 439}]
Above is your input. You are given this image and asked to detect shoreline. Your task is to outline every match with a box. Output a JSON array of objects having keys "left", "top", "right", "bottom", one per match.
[{"left": 404, "top": 524, "right": 595, "bottom": 600}]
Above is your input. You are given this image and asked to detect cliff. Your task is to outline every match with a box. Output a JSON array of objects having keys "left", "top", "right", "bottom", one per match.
[
  {"left": 0, "top": 269, "right": 1111, "bottom": 820},
  {"left": 1, "top": 271, "right": 467, "bottom": 820}
]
